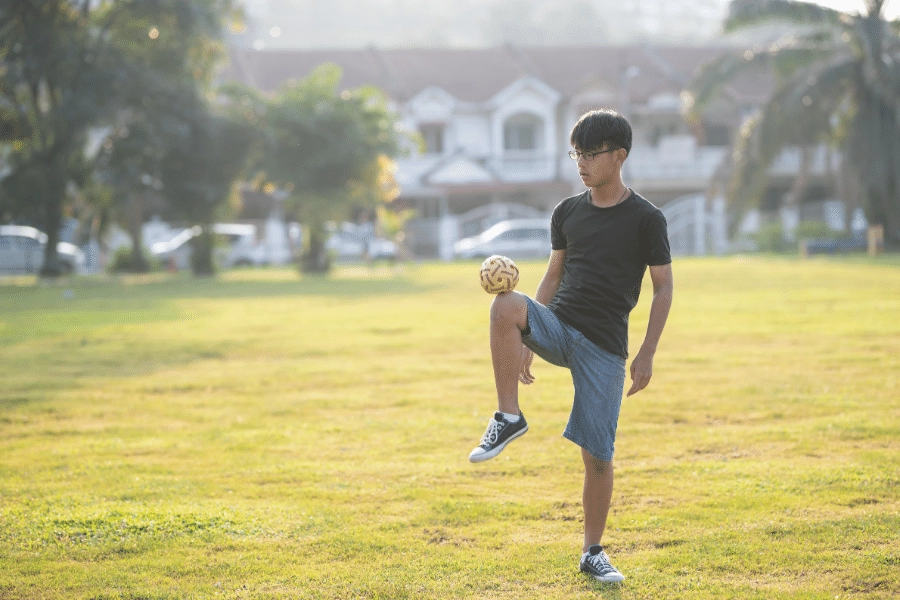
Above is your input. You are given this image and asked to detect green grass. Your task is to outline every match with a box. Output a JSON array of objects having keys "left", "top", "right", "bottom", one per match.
[{"left": 0, "top": 257, "right": 898, "bottom": 599}]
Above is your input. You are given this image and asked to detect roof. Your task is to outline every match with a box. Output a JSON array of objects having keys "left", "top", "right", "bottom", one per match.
[
  {"left": 221, "top": 44, "right": 771, "bottom": 105},
  {"left": 0, "top": 225, "right": 47, "bottom": 242}
]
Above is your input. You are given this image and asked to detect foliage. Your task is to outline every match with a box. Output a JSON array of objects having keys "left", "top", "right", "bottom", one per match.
[
  {"left": 230, "top": 64, "right": 402, "bottom": 272},
  {"left": 794, "top": 219, "right": 847, "bottom": 239},
  {"left": 752, "top": 221, "right": 791, "bottom": 252},
  {"left": 0, "top": 260, "right": 899, "bottom": 597},
  {"left": 751, "top": 219, "right": 848, "bottom": 252},
  {"left": 686, "top": 0, "right": 900, "bottom": 245},
  {"left": 2, "top": 4, "right": 397, "bottom": 278},
  {"left": 0, "top": 1, "right": 115, "bottom": 275},
  {"left": 92, "top": 0, "right": 233, "bottom": 274},
  {"left": 0, "top": 0, "right": 237, "bottom": 277},
  {"left": 156, "top": 96, "right": 253, "bottom": 276},
  {"left": 106, "top": 245, "right": 162, "bottom": 273},
  {"left": 377, "top": 205, "right": 418, "bottom": 241}
]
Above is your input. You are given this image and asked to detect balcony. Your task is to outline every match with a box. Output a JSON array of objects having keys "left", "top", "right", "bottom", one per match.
[{"left": 487, "top": 153, "right": 556, "bottom": 182}]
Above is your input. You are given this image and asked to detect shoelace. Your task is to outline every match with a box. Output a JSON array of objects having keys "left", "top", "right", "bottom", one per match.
[
  {"left": 585, "top": 551, "right": 615, "bottom": 574},
  {"left": 479, "top": 419, "right": 505, "bottom": 447}
]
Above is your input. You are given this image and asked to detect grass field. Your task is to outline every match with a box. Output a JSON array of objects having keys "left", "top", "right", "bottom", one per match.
[{"left": 0, "top": 257, "right": 898, "bottom": 599}]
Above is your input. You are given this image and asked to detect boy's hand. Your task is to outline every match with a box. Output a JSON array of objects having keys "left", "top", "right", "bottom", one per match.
[
  {"left": 519, "top": 346, "right": 535, "bottom": 384},
  {"left": 626, "top": 346, "right": 654, "bottom": 396}
]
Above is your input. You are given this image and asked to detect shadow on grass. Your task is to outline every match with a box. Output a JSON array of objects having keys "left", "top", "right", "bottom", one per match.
[
  {"left": 0, "top": 273, "right": 437, "bottom": 310},
  {"left": 0, "top": 272, "right": 441, "bottom": 409}
]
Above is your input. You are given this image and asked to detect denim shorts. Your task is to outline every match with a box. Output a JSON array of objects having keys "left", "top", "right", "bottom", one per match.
[{"left": 520, "top": 295, "right": 627, "bottom": 462}]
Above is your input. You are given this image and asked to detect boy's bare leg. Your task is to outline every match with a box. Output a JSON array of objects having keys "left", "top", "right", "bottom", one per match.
[
  {"left": 582, "top": 448, "right": 614, "bottom": 552},
  {"left": 489, "top": 291, "right": 529, "bottom": 415}
]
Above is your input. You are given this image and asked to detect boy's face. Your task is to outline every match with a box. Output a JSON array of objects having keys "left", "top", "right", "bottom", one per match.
[{"left": 574, "top": 143, "right": 626, "bottom": 189}]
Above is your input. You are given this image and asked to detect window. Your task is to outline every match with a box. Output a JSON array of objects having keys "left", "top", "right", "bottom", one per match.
[
  {"left": 15, "top": 236, "right": 41, "bottom": 250},
  {"left": 494, "top": 228, "right": 549, "bottom": 241},
  {"left": 503, "top": 114, "right": 542, "bottom": 151},
  {"left": 703, "top": 122, "right": 731, "bottom": 146},
  {"left": 419, "top": 123, "right": 445, "bottom": 154}
]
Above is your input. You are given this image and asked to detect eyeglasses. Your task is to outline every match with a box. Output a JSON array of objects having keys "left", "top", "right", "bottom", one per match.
[{"left": 568, "top": 148, "right": 617, "bottom": 161}]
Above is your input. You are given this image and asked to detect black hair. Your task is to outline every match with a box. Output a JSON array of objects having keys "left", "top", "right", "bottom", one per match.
[{"left": 570, "top": 109, "right": 632, "bottom": 155}]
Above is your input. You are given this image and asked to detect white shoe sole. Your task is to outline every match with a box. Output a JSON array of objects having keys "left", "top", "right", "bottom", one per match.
[
  {"left": 584, "top": 572, "right": 625, "bottom": 583},
  {"left": 468, "top": 425, "right": 528, "bottom": 463}
]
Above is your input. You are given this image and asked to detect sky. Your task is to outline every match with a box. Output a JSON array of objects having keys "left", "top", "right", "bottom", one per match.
[
  {"left": 815, "top": 0, "right": 899, "bottom": 17},
  {"left": 232, "top": 0, "right": 900, "bottom": 51}
]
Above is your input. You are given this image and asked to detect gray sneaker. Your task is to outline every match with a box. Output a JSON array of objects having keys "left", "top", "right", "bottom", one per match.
[{"left": 580, "top": 545, "right": 625, "bottom": 582}]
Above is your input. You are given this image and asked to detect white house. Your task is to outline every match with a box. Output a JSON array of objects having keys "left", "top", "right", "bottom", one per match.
[{"left": 224, "top": 45, "right": 840, "bottom": 257}]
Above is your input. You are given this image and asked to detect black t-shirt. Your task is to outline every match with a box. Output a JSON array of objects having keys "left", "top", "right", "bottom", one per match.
[{"left": 548, "top": 189, "right": 671, "bottom": 358}]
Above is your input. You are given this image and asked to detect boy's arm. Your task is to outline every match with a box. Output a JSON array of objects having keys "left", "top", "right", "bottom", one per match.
[
  {"left": 626, "top": 263, "right": 673, "bottom": 397},
  {"left": 519, "top": 249, "right": 566, "bottom": 384},
  {"left": 535, "top": 249, "right": 566, "bottom": 305}
]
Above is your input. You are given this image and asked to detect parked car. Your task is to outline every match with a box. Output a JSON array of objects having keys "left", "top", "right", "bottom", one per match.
[
  {"left": 0, "top": 225, "right": 85, "bottom": 274},
  {"left": 454, "top": 218, "right": 551, "bottom": 259},
  {"left": 150, "top": 223, "right": 266, "bottom": 270},
  {"left": 325, "top": 222, "right": 397, "bottom": 261}
]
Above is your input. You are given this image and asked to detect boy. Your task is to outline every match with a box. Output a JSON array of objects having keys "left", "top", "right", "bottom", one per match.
[{"left": 468, "top": 109, "right": 674, "bottom": 582}]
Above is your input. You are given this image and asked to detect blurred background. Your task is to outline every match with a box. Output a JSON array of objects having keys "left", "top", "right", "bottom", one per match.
[{"left": 1, "top": 0, "right": 898, "bottom": 278}]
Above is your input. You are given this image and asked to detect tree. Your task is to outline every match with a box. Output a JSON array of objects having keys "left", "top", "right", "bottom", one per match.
[
  {"left": 158, "top": 91, "right": 253, "bottom": 276},
  {"left": 685, "top": 0, "right": 900, "bottom": 245},
  {"left": 0, "top": 0, "right": 235, "bottom": 276},
  {"left": 0, "top": 1, "right": 120, "bottom": 275},
  {"left": 236, "top": 64, "right": 401, "bottom": 272},
  {"left": 96, "top": 0, "right": 232, "bottom": 273}
]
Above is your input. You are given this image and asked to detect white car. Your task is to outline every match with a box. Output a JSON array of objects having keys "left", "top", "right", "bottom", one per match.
[
  {"left": 325, "top": 222, "right": 397, "bottom": 261},
  {"left": 454, "top": 218, "right": 551, "bottom": 260},
  {"left": 0, "top": 225, "right": 85, "bottom": 274},
  {"left": 150, "top": 223, "right": 265, "bottom": 270}
]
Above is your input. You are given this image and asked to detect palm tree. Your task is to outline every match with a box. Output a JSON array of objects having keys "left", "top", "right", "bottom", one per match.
[{"left": 685, "top": 0, "right": 900, "bottom": 246}]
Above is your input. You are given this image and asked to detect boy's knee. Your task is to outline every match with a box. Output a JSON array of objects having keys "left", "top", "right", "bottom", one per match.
[
  {"left": 490, "top": 291, "right": 527, "bottom": 324},
  {"left": 582, "top": 450, "right": 611, "bottom": 477}
]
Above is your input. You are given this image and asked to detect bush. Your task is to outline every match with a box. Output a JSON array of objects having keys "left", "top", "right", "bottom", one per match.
[
  {"left": 106, "top": 247, "right": 162, "bottom": 273},
  {"left": 795, "top": 220, "right": 847, "bottom": 240},
  {"left": 753, "top": 220, "right": 849, "bottom": 253},
  {"left": 753, "top": 222, "right": 789, "bottom": 252}
]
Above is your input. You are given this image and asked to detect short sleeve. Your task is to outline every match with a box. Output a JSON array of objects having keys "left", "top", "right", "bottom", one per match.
[
  {"left": 550, "top": 205, "right": 567, "bottom": 250},
  {"left": 641, "top": 210, "right": 671, "bottom": 266}
]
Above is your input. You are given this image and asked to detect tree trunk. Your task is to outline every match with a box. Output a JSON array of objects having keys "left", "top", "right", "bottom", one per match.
[
  {"left": 780, "top": 145, "right": 814, "bottom": 242},
  {"left": 190, "top": 227, "right": 216, "bottom": 277},
  {"left": 868, "top": 183, "right": 900, "bottom": 249},
  {"left": 300, "top": 229, "right": 330, "bottom": 273},
  {"left": 784, "top": 146, "right": 814, "bottom": 208},
  {"left": 127, "top": 189, "right": 150, "bottom": 273},
  {"left": 888, "top": 179, "right": 900, "bottom": 249},
  {"left": 38, "top": 157, "right": 66, "bottom": 278},
  {"left": 39, "top": 195, "right": 65, "bottom": 277}
]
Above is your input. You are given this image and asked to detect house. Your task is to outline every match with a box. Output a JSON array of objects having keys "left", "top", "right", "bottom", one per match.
[{"left": 223, "top": 44, "right": 839, "bottom": 257}]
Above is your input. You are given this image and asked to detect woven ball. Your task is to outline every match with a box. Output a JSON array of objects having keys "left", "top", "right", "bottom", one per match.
[{"left": 479, "top": 255, "right": 519, "bottom": 294}]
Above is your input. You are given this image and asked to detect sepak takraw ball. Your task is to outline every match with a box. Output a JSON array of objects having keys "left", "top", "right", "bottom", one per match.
[{"left": 479, "top": 255, "right": 519, "bottom": 294}]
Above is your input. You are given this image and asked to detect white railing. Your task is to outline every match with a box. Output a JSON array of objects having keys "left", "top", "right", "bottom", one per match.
[
  {"left": 408, "top": 196, "right": 729, "bottom": 259},
  {"left": 661, "top": 194, "right": 728, "bottom": 256}
]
